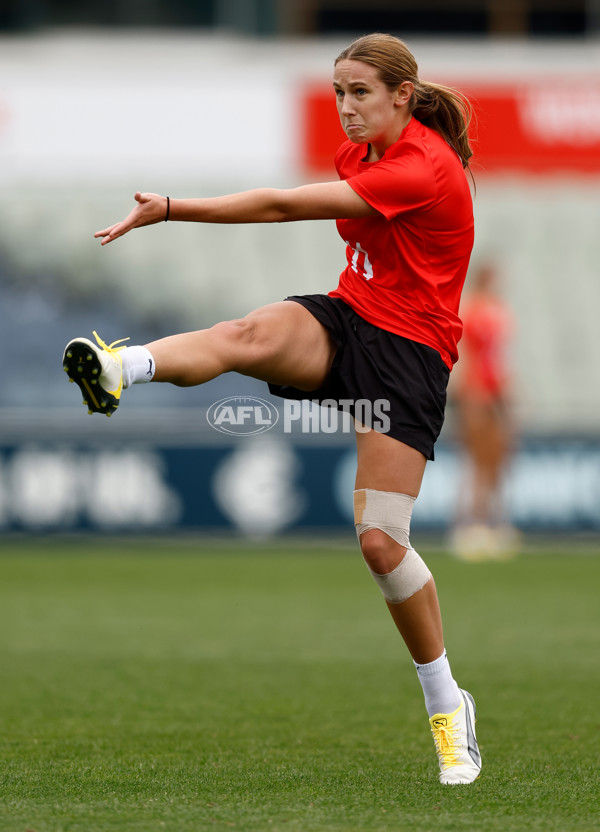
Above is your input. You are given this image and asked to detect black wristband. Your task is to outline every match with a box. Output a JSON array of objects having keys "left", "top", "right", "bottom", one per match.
[{"left": 164, "top": 196, "right": 170, "bottom": 222}]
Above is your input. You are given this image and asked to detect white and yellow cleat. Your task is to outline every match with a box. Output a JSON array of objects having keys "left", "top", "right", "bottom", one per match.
[
  {"left": 62, "top": 331, "right": 128, "bottom": 417},
  {"left": 429, "top": 689, "right": 481, "bottom": 784}
]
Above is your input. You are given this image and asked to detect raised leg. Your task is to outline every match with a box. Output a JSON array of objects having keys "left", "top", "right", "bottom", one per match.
[{"left": 146, "top": 301, "right": 336, "bottom": 390}]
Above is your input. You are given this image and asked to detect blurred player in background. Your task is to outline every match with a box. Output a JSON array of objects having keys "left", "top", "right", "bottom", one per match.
[
  {"left": 62, "top": 34, "right": 481, "bottom": 784},
  {"left": 450, "top": 262, "right": 519, "bottom": 560}
]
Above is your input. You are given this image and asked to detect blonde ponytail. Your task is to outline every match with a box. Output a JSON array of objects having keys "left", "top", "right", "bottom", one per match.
[{"left": 412, "top": 80, "right": 473, "bottom": 168}]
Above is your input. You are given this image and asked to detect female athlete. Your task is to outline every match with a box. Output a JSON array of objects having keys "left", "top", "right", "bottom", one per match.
[
  {"left": 451, "top": 262, "right": 518, "bottom": 560},
  {"left": 62, "top": 33, "right": 481, "bottom": 784}
]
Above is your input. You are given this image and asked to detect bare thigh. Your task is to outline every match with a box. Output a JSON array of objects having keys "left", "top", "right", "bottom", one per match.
[
  {"left": 459, "top": 399, "right": 509, "bottom": 475},
  {"left": 148, "top": 300, "right": 336, "bottom": 389},
  {"left": 236, "top": 301, "right": 336, "bottom": 389},
  {"left": 355, "top": 428, "right": 428, "bottom": 497}
]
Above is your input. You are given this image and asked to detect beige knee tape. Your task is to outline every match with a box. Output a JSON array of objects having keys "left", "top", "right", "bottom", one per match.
[
  {"left": 367, "top": 547, "right": 432, "bottom": 603},
  {"left": 354, "top": 488, "right": 415, "bottom": 548},
  {"left": 353, "top": 488, "right": 431, "bottom": 603}
]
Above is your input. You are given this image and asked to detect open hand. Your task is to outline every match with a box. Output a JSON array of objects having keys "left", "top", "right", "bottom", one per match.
[{"left": 94, "top": 192, "right": 168, "bottom": 245}]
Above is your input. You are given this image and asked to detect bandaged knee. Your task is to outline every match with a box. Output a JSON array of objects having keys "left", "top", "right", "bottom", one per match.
[{"left": 354, "top": 488, "right": 432, "bottom": 603}]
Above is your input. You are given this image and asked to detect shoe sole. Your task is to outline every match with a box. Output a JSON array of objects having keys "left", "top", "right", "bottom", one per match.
[
  {"left": 460, "top": 689, "right": 482, "bottom": 771},
  {"left": 62, "top": 340, "right": 119, "bottom": 416}
]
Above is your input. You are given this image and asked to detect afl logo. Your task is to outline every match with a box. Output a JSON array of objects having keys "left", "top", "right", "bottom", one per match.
[{"left": 207, "top": 396, "right": 280, "bottom": 435}]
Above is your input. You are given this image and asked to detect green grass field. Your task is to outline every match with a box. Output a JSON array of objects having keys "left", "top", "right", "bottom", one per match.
[{"left": 0, "top": 539, "right": 598, "bottom": 832}]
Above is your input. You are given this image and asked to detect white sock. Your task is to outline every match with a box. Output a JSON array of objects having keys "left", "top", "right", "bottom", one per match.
[
  {"left": 121, "top": 345, "right": 156, "bottom": 389},
  {"left": 414, "top": 650, "right": 462, "bottom": 717}
]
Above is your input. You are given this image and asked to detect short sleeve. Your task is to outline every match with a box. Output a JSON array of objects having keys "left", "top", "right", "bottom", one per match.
[{"left": 345, "top": 142, "right": 437, "bottom": 220}]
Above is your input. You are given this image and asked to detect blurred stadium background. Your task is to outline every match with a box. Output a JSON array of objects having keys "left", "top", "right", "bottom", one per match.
[{"left": 1, "top": 0, "right": 599, "bottom": 540}]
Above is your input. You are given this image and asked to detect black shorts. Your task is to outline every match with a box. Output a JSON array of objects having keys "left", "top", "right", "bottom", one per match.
[{"left": 268, "top": 294, "right": 450, "bottom": 460}]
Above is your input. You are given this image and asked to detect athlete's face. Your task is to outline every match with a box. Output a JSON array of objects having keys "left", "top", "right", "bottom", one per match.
[{"left": 333, "top": 60, "right": 413, "bottom": 157}]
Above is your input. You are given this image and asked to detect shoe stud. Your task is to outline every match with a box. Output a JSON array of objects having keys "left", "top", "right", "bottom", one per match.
[
  {"left": 86, "top": 354, "right": 93, "bottom": 361},
  {"left": 66, "top": 351, "right": 73, "bottom": 359},
  {"left": 88, "top": 410, "right": 93, "bottom": 415},
  {"left": 91, "top": 379, "right": 97, "bottom": 385},
  {"left": 92, "top": 368, "right": 99, "bottom": 375},
  {"left": 106, "top": 412, "right": 112, "bottom": 418},
  {"left": 68, "top": 378, "right": 74, "bottom": 383},
  {"left": 77, "top": 366, "right": 83, "bottom": 373},
  {"left": 63, "top": 365, "right": 69, "bottom": 372}
]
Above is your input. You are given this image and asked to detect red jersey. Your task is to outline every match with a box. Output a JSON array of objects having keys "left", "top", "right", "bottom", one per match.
[
  {"left": 458, "top": 292, "right": 513, "bottom": 401},
  {"left": 329, "top": 117, "right": 474, "bottom": 369}
]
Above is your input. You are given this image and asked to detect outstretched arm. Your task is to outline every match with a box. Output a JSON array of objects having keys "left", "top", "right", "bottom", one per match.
[{"left": 94, "top": 182, "right": 378, "bottom": 245}]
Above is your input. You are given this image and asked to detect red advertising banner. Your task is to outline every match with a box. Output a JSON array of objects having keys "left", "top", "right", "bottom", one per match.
[{"left": 302, "top": 79, "right": 600, "bottom": 176}]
